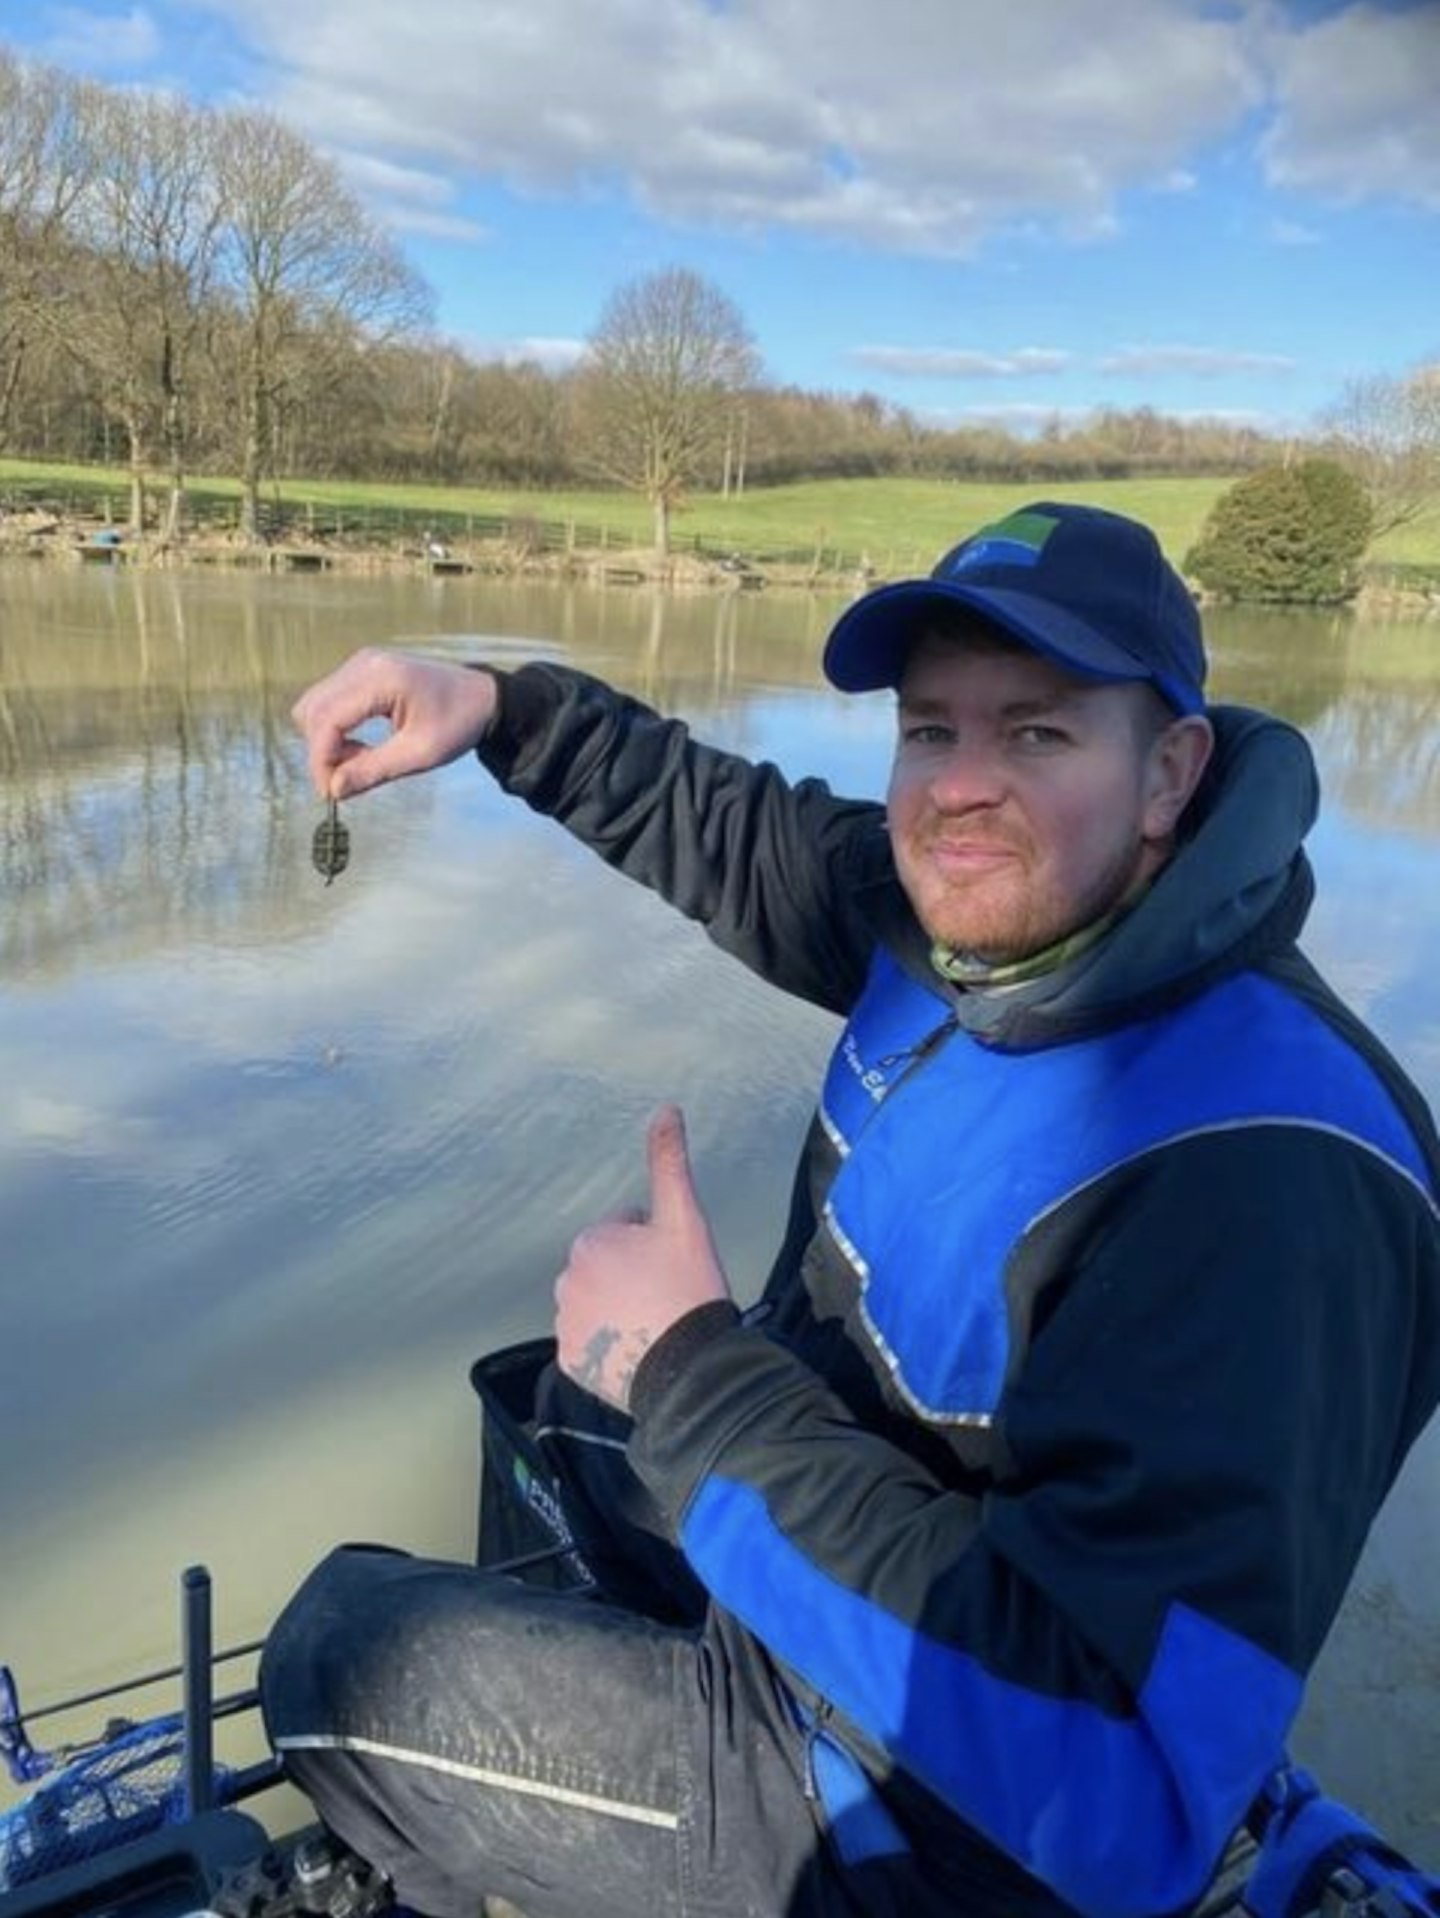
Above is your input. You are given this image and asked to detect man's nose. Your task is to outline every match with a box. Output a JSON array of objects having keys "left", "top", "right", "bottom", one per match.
[{"left": 926, "top": 739, "right": 1007, "bottom": 811}]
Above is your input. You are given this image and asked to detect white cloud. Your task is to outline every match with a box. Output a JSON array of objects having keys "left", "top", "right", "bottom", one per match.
[
  {"left": 1262, "top": 2, "right": 1440, "bottom": 210},
  {"left": 331, "top": 150, "right": 492, "bottom": 243},
  {"left": 39, "top": 3, "right": 162, "bottom": 70},
  {"left": 1269, "top": 216, "right": 1322, "bottom": 246},
  {"left": 1169, "top": 406, "right": 1272, "bottom": 426},
  {"left": 37, "top": 1, "right": 1440, "bottom": 260},
  {"left": 333, "top": 151, "right": 464, "bottom": 210},
  {"left": 480, "top": 335, "right": 588, "bottom": 371},
  {"left": 382, "top": 207, "right": 492, "bottom": 243},
  {"left": 178, "top": 0, "right": 1264, "bottom": 255},
  {"left": 850, "top": 345, "right": 1072, "bottom": 379},
  {"left": 942, "top": 402, "right": 1094, "bottom": 428},
  {"left": 1099, "top": 343, "right": 1298, "bottom": 377},
  {"left": 924, "top": 398, "right": 1282, "bottom": 435},
  {"left": 447, "top": 332, "right": 587, "bottom": 371}
]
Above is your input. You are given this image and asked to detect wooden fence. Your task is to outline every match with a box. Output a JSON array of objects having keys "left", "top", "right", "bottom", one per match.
[
  {"left": 0, "top": 475, "right": 896, "bottom": 578},
  {"left": 10, "top": 474, "right": 1431, "bottom": 592}
]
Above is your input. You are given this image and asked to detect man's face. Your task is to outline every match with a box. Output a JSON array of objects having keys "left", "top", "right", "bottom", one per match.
[{"left": 886, "top": 631, "right": 1206, "bottom": 963}]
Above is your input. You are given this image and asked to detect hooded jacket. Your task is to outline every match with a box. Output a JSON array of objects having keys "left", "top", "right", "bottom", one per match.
[{"left": 477, "top": 663, "right": 1440, "bottom": 1918}]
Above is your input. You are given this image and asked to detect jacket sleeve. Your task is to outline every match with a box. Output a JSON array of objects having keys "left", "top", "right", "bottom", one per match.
[
  {"left": 627, "top": 1124, "right": 1440, "bottom": 1918},
  {"left": 474, "top": 662, "right": 887, "bottom": 1016}
]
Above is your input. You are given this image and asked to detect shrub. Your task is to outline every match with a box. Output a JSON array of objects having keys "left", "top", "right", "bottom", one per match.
[{"left": 1184, "top": 458, "right": 1374, "bottom": 603}]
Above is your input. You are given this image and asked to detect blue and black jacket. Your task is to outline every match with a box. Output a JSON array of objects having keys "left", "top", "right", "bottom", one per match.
[{"left": 479, "top": 664, "right": 1440, "bottom": 1918}]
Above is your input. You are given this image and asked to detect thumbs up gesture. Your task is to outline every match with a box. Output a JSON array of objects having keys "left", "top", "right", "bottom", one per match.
[{"left": 554, "top": 1105, "right": 732, "bottom": 1412}]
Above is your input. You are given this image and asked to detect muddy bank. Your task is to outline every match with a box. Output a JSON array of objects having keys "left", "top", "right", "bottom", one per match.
[
  {"left": 0, "top": 505, "right": 871, "bottom": 594},
  {"left": 3, "top": 504, "right": 1435, "bottom": 613}
]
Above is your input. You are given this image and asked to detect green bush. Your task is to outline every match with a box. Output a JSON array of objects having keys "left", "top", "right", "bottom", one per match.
[{"left": 1184, "top": 459, "right": 1374, "bottom": 603}]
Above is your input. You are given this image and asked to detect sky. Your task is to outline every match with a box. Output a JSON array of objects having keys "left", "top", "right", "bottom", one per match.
[{"left": 4, "top": 0, "right": 1439, "bottom": 436}]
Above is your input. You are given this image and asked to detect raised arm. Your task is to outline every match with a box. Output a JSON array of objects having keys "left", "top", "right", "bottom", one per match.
[{"left": 292, "top": 649, "right": 892, "bottom": 1016}]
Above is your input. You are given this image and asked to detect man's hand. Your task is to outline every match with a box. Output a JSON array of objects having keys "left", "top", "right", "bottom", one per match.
[
  {"left": 555, "top": 1106, "right": 732, "bottom": 1412},
  {"left": 291, "top": 648, "right": 499, "bottom": 801}
]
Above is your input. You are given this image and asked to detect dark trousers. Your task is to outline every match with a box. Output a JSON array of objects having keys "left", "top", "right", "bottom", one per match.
[
  {"left": 259, "top": 1545, "right": 848, "bottom": 1918},
  {"left": 258, "top": 1350, "right": 1075, "bottom": 1918}
]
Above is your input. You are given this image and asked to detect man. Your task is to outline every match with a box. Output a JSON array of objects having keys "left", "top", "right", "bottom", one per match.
[{"left": 262, "top": 503, "right": 1440, "bottom": 1918}]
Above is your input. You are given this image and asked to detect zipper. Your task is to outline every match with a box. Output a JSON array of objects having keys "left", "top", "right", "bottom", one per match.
[
  {"left": 800, "top": 1698, "right": 837, "bottom": 1802},
  {"left": 875, "top": 1012, "right": 956, "bottom": 1077}
]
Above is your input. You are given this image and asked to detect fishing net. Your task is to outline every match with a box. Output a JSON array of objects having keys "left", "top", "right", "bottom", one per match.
[{"left": 0, "top": 1713, "right": 191, "bottom": 1891}]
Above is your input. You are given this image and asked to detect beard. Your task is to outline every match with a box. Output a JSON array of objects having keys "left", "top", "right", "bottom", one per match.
[{"left": 893, "top": 824, "right": 1151, "bottom": 964}]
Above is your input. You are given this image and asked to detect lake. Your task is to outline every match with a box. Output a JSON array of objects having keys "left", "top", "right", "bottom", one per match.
[{"left": 1, "top": 559, "right": 1437, "bottom": 1865}]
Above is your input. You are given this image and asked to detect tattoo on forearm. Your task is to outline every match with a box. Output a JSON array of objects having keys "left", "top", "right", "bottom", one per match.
[
  {"left": 614, "top": 1330, "right": 654, "bottom": 1405},
  {"left": 573, "top": 1324, "right": 656, "bottom": 1406},
  {"left": 574, "top": 1326, "right": 622, "bottom": 1396}
]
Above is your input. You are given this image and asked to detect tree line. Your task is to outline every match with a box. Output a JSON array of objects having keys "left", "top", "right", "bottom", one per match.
[
  {"left": 0, "top": 51, "right": 429, "bottom": 538},
  {"left": 2, "top": 50, "right": 1435, "bottom": 552}
]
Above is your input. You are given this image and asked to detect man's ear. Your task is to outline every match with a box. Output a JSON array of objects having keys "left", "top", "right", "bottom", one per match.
[{"left": 1143, "top": 715, "right": 1215, "bottom": 841}]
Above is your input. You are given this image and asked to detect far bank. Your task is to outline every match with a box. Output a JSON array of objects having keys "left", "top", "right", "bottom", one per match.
[{"left": 2, "top": 463, "right": 1438, "bottom": 609}]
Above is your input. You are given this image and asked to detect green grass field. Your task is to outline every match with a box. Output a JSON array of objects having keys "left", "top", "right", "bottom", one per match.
[{"left": 3, "top": 456, "right": 1437, "bottom": 579}]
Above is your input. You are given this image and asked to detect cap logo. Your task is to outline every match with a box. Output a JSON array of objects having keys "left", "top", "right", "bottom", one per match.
[{"left": 941, "top": 509, "right": 1059, "bottom": 579}]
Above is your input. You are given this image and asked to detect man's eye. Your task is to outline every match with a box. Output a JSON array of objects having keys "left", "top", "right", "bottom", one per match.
[
  {"left": 1013, "top": 724, "right": 1069, "bottom": 748},
  {"left": 901, "top": 723, "right": 953, "bottom": 746}
]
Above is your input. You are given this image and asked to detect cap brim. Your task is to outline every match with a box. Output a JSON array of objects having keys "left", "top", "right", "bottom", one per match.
[{"left": 823, "top": 579, "right": 1160, "bottom": 696}]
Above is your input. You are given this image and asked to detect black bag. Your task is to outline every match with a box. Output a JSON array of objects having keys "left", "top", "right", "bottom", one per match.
[
  {"left": 470, "top": 1336, "right": 594, "bottom": 1592},
  {"left": 469, "top": 1337, "right": 707, "bottom": 1626}
]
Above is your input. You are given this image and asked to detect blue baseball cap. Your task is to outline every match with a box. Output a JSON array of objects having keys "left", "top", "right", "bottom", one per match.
[{"left": 823, "top": 502, "right": 1207, "bottom": 715}]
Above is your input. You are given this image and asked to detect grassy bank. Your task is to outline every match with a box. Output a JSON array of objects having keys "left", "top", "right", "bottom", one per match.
[{"left": 2, "top": 457, "right": 1438, "bottom": 584}]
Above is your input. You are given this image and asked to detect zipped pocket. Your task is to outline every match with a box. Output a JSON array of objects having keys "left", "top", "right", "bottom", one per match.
[{"left": 795, "top": 1698, "right": 910, "bottom": 1869}]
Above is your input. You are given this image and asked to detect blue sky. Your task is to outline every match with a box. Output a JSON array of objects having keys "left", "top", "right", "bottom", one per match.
[{"left": 6, "top": 0, "right": 1438, "bottom": 435}]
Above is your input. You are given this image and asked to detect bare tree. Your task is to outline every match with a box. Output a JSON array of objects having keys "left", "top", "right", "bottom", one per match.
[
  {"left": 56, "top": 88, "right": 223, "bottom": 536},
  {"left": 1322, "top": 364, "right": 1440, "bottom": 537},
  {"left": 0, "top": 54, "right": 94, "bottom": 453},
  {"left": 576, "top": 267, "right": 760, "bottom": 554},
  {"left": 210, "top": 108, "right": 433, "bottom": 539}
]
